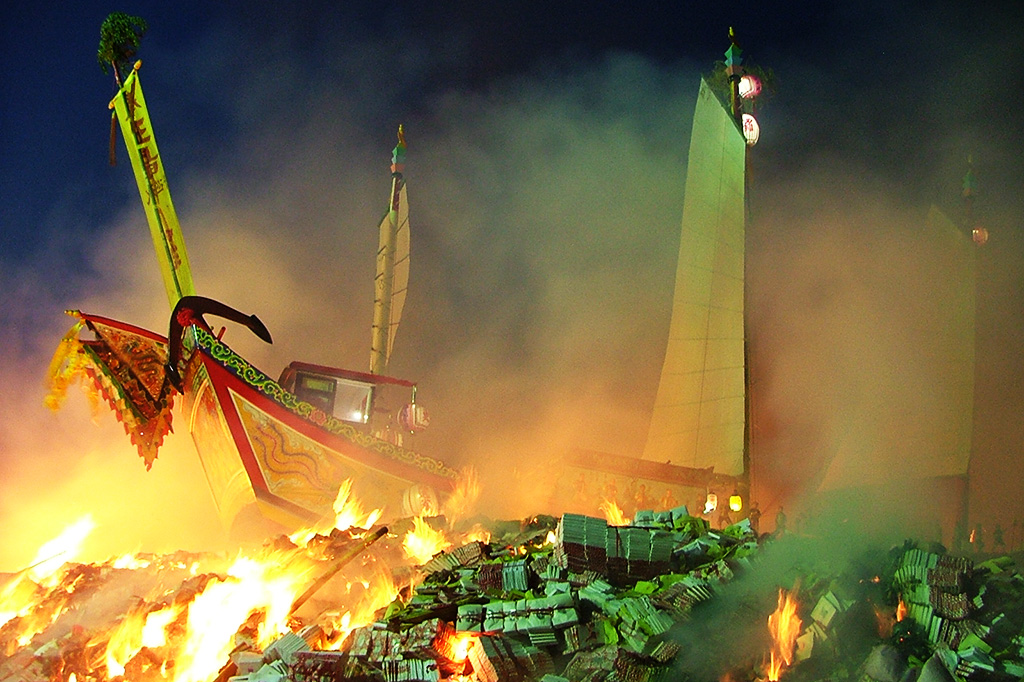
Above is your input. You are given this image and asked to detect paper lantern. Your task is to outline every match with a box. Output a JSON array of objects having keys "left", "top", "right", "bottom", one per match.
[
  {"left": 742, "top": 114, "right": 760, "bottom": 146},
  {"left": 738, "top": 74, "right": 762, "bottom": 99}
]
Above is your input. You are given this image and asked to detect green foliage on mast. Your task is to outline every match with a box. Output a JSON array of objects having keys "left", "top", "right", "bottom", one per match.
[{"left": 97, "top": 12, "right": 148, "bottom": 83}]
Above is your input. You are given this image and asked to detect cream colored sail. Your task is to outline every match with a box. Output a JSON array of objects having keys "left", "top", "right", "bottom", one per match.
[
  {"left": 817, "top": 206, "right": 975, "bottom": 490},
  {"left": 642, "top": 78, "right": 747, "bottom": 476}
]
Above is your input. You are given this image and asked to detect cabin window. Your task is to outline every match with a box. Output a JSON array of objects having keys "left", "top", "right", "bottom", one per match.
[
  {"left": 297, "top": 374, "right": 335, "bottom": 414},
  {"left": 294, "top": 372, "right": 373, "bottom": 424},
  {"left": 333, "top": 378, "right": 373, "bottom": 424}
]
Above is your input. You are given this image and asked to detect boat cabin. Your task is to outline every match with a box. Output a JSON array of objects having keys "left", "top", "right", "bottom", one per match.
[{"left": 278, "top": 361, "right": 422, "bottom": 433}]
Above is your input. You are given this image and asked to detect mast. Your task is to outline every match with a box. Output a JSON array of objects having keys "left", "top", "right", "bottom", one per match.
[
  {"left": 109, "top": 60, "right": 196, "bottom": 309},
  {"left": 370, "top": 126, "right": 409, "bottom": 375}
]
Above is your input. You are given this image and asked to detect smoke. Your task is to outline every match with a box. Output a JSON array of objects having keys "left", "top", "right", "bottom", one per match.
[{"left": 3, "top": 3, "right": 1023, "bottom": 570}]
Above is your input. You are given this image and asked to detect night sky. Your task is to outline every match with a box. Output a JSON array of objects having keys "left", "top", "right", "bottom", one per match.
[{"left": 1, "top": 1, "right": 1022, "bottom": 567}]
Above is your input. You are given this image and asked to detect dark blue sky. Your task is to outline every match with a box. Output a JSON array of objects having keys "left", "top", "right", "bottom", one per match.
[
  {"left": 1, "top": 1, "right": 1022, "bottom": 559},
  {"left": 3, "top": 1, "right": 1019, "bottom": 258}
]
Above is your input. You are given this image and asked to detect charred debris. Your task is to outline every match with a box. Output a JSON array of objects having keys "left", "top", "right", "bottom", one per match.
[{"left": 2, "top": 509, "right": 1024, "bottom": 682}]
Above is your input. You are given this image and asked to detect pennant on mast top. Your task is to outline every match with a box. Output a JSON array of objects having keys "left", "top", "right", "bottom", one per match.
[{"left": 110, "top": 61, "right": 196, "bottom": 309}]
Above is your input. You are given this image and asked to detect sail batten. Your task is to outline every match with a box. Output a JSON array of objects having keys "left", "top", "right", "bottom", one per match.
[{"left": 643, "top": 78, "right": 747, "bottom": 475}]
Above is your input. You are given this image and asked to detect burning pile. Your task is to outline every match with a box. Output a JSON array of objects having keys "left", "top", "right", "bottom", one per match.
[{"left": 4, "top": 504, "right": 1024, "bottom": 682}]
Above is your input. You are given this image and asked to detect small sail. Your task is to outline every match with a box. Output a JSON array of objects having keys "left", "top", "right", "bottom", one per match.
[
  {"left": 643, "top": 78, "right": 747, "bottom": 476},
  {"left": 389, "top": 182, "right": 410, "bottom": 360},
  {"left": 110, "top": 63, "right": 196, "bottom": 308},
  {"left": 371, "top": 128, "right": 408, "bottom": 374}
]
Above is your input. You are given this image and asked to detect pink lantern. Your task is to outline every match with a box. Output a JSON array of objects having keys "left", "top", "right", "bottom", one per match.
[{"left": 738, "top": 74, "right": 762, "bottom": 99}]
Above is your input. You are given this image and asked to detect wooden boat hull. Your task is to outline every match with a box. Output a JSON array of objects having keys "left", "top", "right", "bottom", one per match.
[{"left": 179, "top": 324, "right": 457, "bottom": 531}]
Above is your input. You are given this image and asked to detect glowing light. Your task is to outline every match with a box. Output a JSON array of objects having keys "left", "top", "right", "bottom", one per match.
[
  {"left": 442, "top": 467, "right": 481, "bottom": 528},
  {"left": 174, "top": 554, "right": 313, "bottom": 682},
  {"left": 766, "top": 588, "right": 802, "bottom": 680},
  {"left": 738, "top": 74, "right": 762, "bottom": 99},
  {"left": 973, "top": 226, "right": 988, "bottom": 245},
  {"left": 896, "top": 597, "right": 908, "bottom": 622},
  {"left": 598, "top": 499, "right": 628, "bottom": 526},
  {"left": 402, "top": 516, "right": 450, "bottom": 564},
  {"left": 742, "top": 114, "right": 760, "bottom": 146},
  {"left": 704, "top": 493, "right": 718, "bottom": 515},
  {"left": 332, "top": 479, "right": 383, "bottom": 531},
  {"left": 323, "top": 566, "right": 399, "bottom": 649},
  {"left": 112, "top": 553, "right": 151, "bottom": 570},
  {"left": 28, "top": 515, "right": 97, "bottom": 584},
  {"left": 729, "top": 492, "right": 742, "bottom": 513}
]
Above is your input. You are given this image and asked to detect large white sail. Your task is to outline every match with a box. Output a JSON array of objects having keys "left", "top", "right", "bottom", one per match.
[
  {"left": 642, "top": 78, "right": 747, "bottom": 476},
  {"left": 816, "top": 206, "right": 975, "bottom": 490}
]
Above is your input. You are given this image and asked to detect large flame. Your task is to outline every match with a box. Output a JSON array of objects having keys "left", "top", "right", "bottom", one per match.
[
  {"left": 28, "top": 515, "right": 97, "bottom": 585},
  {"left": 598, "top": 499, "right": 628, "bottom": 526},
  {"left": 173, "top": 553, "right": 313, "bottom": 682},
  {"left": 402, "top": 516, "right": 450, "bottom": 564},
  {"left": 766, "top": 588, "right": 802, "bottom": 681},
  {"left": 106, "top": 604, "right": 181, "bottom": 677},
  {"left": 0, "top": 515, "right": 97, "bottom": 634}
]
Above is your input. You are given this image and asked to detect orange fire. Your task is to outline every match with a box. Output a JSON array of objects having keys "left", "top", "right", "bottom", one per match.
[
  {"left": 322, "top": 564, "right": 400, "bottom": 649},
  {"left": 460, "top": 524, "right": 492, "bottom": 545},
  {"left": 332, "top": 478, "right": 383, "bottom": 532},
  {"left": 28, "top": 515, "right": 97, "bottom": 585},
  {"left": 449, "top": 631, "right": 478, "bottom": 663},
  {"left": 766, "top": 588, "right": 802, "bottom": 681},
  {"left": 402, "top": 516, "right": 451, "bottom": 565},
  {"left": 105, "top": 603, "right": 181, "bottom": 677},
  {"left": 442, "top": 467, "right": 481, "bottom": 528},
  {"left": 0, "top": 515, "right": 97, "bottom": 640},
  {"left": 598, "top": 499, "right": 628, "bottom": 526},
  {"left": 896, "top": 596, "right": 908, "bottom": 622},
  {"left": 175, "top": 553, "right": 314, "bottom": 682}
]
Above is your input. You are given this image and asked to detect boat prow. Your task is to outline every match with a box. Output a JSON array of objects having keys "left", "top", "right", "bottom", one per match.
[{"left": 48, "top": 306, "right": 457, "bottom": 534}]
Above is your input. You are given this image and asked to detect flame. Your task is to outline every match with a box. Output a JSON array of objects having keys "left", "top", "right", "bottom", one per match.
[
  {"left": 896, "top": 596, "right": 908, "bottom": 621},
  {"left": 332, "top": 479, "right": 383, "bottom": 531},
  {"left": 442, "top": 467, "right": 481, "bottom": 528},
  {"left": 598, "top": 499, "right": 628, "bottom": 526},
  {"left": 173, "top": 553, "right": 312, "bottom": 682},
  {"left": 402, "top": 516, "right": 451, "bottom": 564},
  {"left": 449, "top": 631, "right": 478, "bottom": 663},
  {"left": 0, "top": 515, "right": 97, "bottom": 635},
  {"left": 460, "top": 524, "right": 491, "bottom": 545},
  {"left": 766, "top": 588, "right": 802, "bottom": 681},
  {"left": 112, "top": 552, "right": 152, "bottom": 569},
  {"left": 545, "top": 530, "right": 557, "bottom": 545},
  {"left": 28, "top": 515, "right": 97, "bottom": 584},
  {"left": 105, "top": 604, "right": 181, "bottom": 677},
  {"left": 323, "top": 566, "right": 400, "bottom": 649}
]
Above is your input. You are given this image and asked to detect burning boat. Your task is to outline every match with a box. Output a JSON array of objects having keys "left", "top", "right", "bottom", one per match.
[{"left": 47, "top": 18, "right": 457, "bottom": 534}]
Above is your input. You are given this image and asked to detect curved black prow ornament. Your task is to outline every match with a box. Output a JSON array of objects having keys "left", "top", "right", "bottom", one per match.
[{"left": 166, "top": 295, "right": 273, "bottom": 391}]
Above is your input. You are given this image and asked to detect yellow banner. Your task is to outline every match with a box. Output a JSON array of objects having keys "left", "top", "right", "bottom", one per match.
[{"left": 112, "top": 65, "right": 195, "bottom": 308}]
